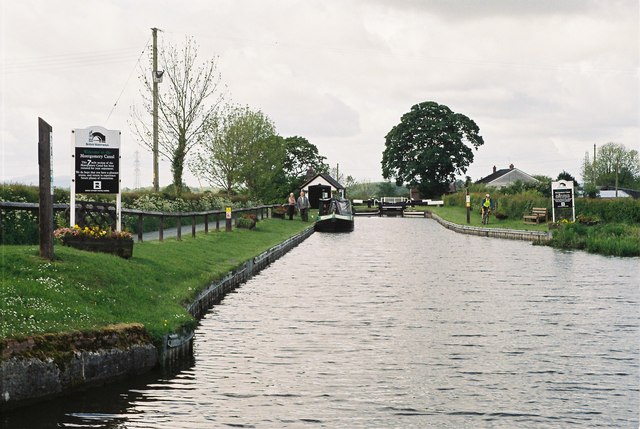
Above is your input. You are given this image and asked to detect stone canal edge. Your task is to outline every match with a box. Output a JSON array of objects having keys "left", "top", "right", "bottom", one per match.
[
  {"left": 0, "top": 226, "right": 315, "bottom": 410},
  {"left": 423, "top": 211, "right": 551, "bottom": 243}
]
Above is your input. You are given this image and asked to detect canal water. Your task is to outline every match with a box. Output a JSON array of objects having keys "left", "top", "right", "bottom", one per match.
[{"left": 2, "top": 217, "right": 639, "bottom": 428}]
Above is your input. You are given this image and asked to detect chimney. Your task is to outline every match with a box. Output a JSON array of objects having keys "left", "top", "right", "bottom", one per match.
[
  {"left": 493, "top": 165, "right": 496, "bottom": 173},
  {"left": 509, "top": 163, "right": 514, "bottom": 169}
]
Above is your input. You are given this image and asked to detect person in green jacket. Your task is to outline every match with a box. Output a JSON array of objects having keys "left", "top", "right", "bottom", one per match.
[{"left": 481, "top": 193, "right": 494, "bottom": 225}]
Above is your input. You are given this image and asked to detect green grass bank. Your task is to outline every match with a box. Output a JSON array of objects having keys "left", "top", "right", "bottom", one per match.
[
  {"left": 1, "top": 218, "right": 311, "bottom": 346},
  {"left": 422, "top": 205, "right": 640, "bottom": 257},
  {"left": 411, "top": 205, "right": 549, "bottom": 232}
]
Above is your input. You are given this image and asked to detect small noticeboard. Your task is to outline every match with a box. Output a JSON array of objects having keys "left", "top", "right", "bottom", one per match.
[
  {"left": 75, "top": 147, "right": 119, "bottom": 193},
  {"left": 71, "top": 126, "right": 122, "bottom": 231},
  {"left": 551, "top": 180, "right": 575, "bottom": 222},
  {"left": 553, "top": 188, "right": 573, "bottom": 208},
  {"left": 225, "top": 207, "right": 232, "bottom": 219},
  {"left": 74, "top": 127, "right": 120, "bottom": 194}
]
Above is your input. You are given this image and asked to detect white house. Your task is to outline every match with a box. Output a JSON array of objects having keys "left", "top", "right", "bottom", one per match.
[
  {"left": 299, "top": 173, "right": 345, "bottom": 208},
  {"left": 300, "top": 173, "right": 345, "bottom": 195},
  {"left": 476, "top": 164, "right": 539, "bottom": 189}
]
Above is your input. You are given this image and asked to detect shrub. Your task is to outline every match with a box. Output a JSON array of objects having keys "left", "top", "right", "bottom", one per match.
[
  {"left": 1, "top": 185, "right": 39, "bottom": 244},
  {"left": 575, "top": 198, "right": 640, "bottom": 224},
  {"left": 236, "top": 216, "right": 256, "bottom": 229},
  {"left": 548, "top": 222, "right": 640, "bottom": 257},
  {"left": 576, "top": 213, "right": 600, "bottom": 225},
  {"left": 494, "top": 211, "right": 508, "bottom": 220}
]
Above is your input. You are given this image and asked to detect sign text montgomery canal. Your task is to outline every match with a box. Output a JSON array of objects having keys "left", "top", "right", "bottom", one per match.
[{"left": 75, "top": 147, "right": 119, "bottom": 193}]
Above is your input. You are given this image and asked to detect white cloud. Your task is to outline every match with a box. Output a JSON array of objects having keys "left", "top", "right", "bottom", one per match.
[{"left": 1, "top": 0, "right": 638, "bottom": 190}]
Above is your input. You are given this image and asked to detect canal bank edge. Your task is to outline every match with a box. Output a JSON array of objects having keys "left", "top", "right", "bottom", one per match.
[
  {"left": 160, "top": 226, "right": 315, "bottom": 365},
  {"left": 426, "top": 211, "right": 551, "bottom": 242},
  {"left": 0, "top": 226, "right": 315, "bottom": 411}
]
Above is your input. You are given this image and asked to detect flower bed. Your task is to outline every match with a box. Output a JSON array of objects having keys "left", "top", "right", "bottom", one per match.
[
  {"left": 272, "top": 206, "right": 287, "bottom": 219},
  {"left": 236, "top": 214, "right": 257, "bottom": 230},
  {"left": 54, "top": 225, "right": 134, "bottom": 259}
]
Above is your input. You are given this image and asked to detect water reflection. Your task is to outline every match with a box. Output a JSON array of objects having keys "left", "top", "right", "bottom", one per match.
[{"left": 2, "top": 217, "right": 638, "bottom": 428}]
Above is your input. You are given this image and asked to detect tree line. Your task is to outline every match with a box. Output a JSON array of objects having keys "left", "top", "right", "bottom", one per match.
[
  {"left": 129, "top": 38, "right": 638, "bottom": 202},
  {"left": 130, "top": 37, "right": 328, "bottom": 201},
  {"left": 380, "top": 100, "right": 639, "bottom": 198},
  {"left": 581, "top": 142, "right": 640, "bottom": 197}
]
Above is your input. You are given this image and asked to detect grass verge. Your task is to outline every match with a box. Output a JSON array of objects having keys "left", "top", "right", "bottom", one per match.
[
  {"left": 412, "top": 205, "right": 549, "bottom": 231},
  {"left": 1, "top": 218, "right": 312, "bottom": 345},
  {"left": 418, "top": 205, "right": 639, "bottom": 257}
]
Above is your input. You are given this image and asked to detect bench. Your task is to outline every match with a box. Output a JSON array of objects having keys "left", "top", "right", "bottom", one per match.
[{"left": 523, "top": 207, "right": 548, "bottom": 224}]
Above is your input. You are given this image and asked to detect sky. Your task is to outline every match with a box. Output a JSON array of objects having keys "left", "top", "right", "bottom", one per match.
[{"left": 1, "top": 0, "right": 638, "bottom": 191}]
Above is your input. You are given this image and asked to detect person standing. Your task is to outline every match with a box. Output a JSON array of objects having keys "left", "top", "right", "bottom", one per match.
[
  {"left": 297, "top": 190, "right": 310, "bottom": 221},
  {"left": 287, "top": 192, "right": 296, "bottom": 220}
]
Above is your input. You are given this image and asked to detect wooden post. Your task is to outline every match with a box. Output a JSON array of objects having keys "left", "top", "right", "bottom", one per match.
[
  {"left": 38, "top": 118, "right": 54, "bottom": 260},
  {"left": 191, "top": 215, "right": 196, "bottom": 238},
  {"left": 465, "top": 188, "right": 471, "bottom": 224},
  {"left": 204, "top": 214, "right": 209, "bottom": 234},
  {"left": 225, "top": 207, "right": 232, "bottom": 232}
]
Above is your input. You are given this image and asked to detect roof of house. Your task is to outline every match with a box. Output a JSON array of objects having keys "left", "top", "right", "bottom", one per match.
[
  {"left": 476, "top": 167, "right": 539, "bottom": 185},
  {"left": 300, "top": 172, "right": 345, "bottom": 190},
  {"left": 476, "top": 168, "right": 512, "bottom": 184}
]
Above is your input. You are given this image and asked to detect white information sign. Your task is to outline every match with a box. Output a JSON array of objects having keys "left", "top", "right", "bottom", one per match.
[
  {"left": 71, "top": 126, "right": 123, "bottom": 230},
  {"left": 551, "top": 180, "right": 575, "bottom": 222}
]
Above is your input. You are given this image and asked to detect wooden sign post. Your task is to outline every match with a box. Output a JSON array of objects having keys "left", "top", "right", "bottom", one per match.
[
  {"left": 38, "top": 117, "right": 54, "bottom": 260},
  {"left": 225, "top": 207, "right": 232, "bottom": 232}
]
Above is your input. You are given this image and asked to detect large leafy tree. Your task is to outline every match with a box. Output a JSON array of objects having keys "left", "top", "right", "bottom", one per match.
[
  {"left": 190, "top": 104, "right": 246, "bottom": 193},
  {"left": 557, "top": 171, "right": 579, "bottom": 188},
  {"left": 283, "top": 136, "right": 329, "bottom": 190},
  {"left": 253, "top": 135, "right": 290, "bottom": 203},
  {"left": 237, "top": 112, "right": 282, "bottom": 200},
  {"left": 191, "top": 105, "right": 283, "bottom": 200},
  {"left": 131, "top": 37, "right": 224, "bottom": 196},
  {"left": 381, "top": 101, "right": 484, "bottom": 197}
]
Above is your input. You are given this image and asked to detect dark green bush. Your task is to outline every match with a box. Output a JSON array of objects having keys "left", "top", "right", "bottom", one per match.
[
  {"left": 576, "top": 198, "right": 640, "bottom": 223},
  {"left": 548, "top": 222, "right": 640, "bottom": 257},
  {"left": 236, "top": 217, "right": 256, "bottom": 229}
]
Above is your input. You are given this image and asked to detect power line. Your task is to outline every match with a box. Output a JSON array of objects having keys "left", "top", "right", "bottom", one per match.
[
  {"left": 105, "top": 37, "right": 151, "bottom": 123},
  {"left": 0, "top": 47, "right": 144, "bottom": 74}
]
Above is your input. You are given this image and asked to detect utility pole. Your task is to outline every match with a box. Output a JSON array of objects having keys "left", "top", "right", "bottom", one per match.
[
  {"left": 152, "top": 27, "right": 159, "bottom": 192},
  {"left": 593, "top": 143, "right": 597, "bottom": 187},
  {"left": 134, "top": 150, "right": 141, "bottom": 189}
]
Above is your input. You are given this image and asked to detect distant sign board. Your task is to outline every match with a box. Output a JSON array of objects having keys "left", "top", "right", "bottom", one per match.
[
  {"left": 74, "top": 127, "right": 120, "bottom": 194},
  {"left": 553, "top": 188, "right": 573, "bottom": 208},
  {"left": 551, "top": 180, "right": 575, "bottom": 222}
]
